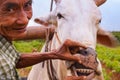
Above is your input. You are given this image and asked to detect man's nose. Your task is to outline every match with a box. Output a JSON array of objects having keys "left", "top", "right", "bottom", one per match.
[{"left": 16, "top": 11, "right": 29, "bottom": 25}]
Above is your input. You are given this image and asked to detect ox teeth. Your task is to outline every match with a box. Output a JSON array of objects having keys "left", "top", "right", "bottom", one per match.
[{"left": 76, "top": 69, "right": 94, "bottom": 74}]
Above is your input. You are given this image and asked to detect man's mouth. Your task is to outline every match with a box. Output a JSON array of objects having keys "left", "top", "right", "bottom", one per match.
[{"left": 13, "top": 27, "right": 26, "bottom": 32}]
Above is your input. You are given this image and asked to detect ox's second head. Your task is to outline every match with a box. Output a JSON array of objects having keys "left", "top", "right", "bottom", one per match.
[{"left": 35, "top": 0, "right": 118, "bottom": 79}]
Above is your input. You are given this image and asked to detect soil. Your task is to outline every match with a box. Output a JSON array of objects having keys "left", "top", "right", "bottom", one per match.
[
  {"left": 102, "top": 63, "right": 120, "bottom": 80},
  {"left": 18, "top": 68, "right": 30, "bottom": 77},
  {"left": 18, "top": 63, "right": 120, "bottom": 80},
  {"left": 111, "top": 72, "right": 120, "bottom": 80}
]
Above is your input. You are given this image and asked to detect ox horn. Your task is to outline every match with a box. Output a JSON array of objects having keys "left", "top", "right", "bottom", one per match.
[
  {"left": 94, "top": 0, "right": 107, "bottom": 6},
  {"left": 54, "top": 0, "right": 61, "bottom": 4}
]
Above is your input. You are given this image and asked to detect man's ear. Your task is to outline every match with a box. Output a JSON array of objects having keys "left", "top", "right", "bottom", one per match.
[
  {"left": 97, "top": 27, "right": 119, "bottom": 47},
  {"left": 94, "top": 0, "right": 107, "bottom": 6}
]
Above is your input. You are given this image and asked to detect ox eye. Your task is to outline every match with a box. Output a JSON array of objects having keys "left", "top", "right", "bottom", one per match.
[
  {"left": 57, "top": 13, "right": 64, "bottom": 19},
  {"left": 99, "top": 20, "right": 101, "bottom": 23}
]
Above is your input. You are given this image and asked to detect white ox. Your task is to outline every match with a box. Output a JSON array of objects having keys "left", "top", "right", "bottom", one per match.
[{"left": 28, "top": 0, "right": 117, "bottom": 80}]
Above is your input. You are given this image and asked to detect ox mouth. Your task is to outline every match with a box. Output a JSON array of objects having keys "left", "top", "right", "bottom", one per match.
[
  {"left": 76, "top": 69, "right": 94, "bottom": 77},
  {"left": 66, "top": 59, "right": 97, "bottom": 79},
  {"left": 75, "top": 65, "right": 94, "bottom": 76},
  {"left": 72, "top": 62, "right": 96, "bottom": 77},
  {"left": 74, "top": 63, "right": 96, "bottom": 79},
  {"left": 69, "top": 63, "right": 96, "bottom": 80},
  {"left": 67, "top": 47, "right": 98, "bottom": 79},
  {"left": 76, "top": 69, "right": 95, "bottom": 79}
]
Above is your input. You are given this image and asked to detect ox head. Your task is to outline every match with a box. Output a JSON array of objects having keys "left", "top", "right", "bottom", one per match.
[
  {"left": 35, "top": 0, "right": 118, "bottom": 48},
  {"left": 35, "top": 0, "right": 118, "bottom": 79},
  {"left": 35, "top": 0, "right": 102, "bottom": 49}
]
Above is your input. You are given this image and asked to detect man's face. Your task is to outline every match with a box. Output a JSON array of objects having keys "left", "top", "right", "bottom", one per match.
[{"left": 0, "top": 0, "right": 32, "bottom": 40}]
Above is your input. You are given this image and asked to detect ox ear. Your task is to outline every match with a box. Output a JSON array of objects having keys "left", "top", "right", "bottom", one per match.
[
  {"left": 94, "top": 0, "right": 106, "bottom": 6},
  {"left": 34, "top": 13, "right": 57, "bottom": 26},
  {"left": 34, "top": 17, "right": 49, "bottom": 26},
  {"left": 97, "top": 27, "right": 119, "bottom": 47}
]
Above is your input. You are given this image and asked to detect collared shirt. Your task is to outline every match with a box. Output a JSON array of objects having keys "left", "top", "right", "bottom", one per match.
[{"left": 0, "top": 35, "right": 21, "bottom": 80}]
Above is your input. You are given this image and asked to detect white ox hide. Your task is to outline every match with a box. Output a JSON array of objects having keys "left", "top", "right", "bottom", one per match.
[{"left": 28, "top": 0, "right": 117, "bottom": 80}]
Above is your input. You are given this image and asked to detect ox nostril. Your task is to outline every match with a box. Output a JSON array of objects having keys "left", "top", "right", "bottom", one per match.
[
  {"left": 78, "top": 50, "right": 89, "bottom": 56},
  {"left": 84, "top": 51, "right": 88, "bottom": 54}
]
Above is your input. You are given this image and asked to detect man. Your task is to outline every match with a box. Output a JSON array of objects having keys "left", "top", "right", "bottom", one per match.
[{"left": 0, "top": 0, "right": 86, "bottom": 80}]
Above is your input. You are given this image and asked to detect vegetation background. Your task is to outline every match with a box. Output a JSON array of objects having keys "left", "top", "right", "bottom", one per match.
[{"left": 14, "top": 32, "right": 120, "bottom": 80}]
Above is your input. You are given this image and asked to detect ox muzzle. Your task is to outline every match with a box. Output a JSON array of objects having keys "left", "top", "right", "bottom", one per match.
[{"left": 66, "top": 47, "right": 99, "bottom": 80}]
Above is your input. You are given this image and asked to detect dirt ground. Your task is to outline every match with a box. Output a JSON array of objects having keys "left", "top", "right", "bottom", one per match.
[
  {"left": 102, "top": 63, "right": 120, "bottom": 80},
  {"left": 18, "top": 64, "right": 120, "bottom": 80}
]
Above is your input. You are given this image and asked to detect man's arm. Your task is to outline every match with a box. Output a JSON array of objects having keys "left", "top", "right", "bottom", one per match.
[
  {"left": 94, "top": 0, "right": 107, "bottom": 6},
  {"left": 16, "top": 39, "right": 87, "bottom": 68},
  {"left": 16, "top": 52, "right": 59, "bottom": 68}
]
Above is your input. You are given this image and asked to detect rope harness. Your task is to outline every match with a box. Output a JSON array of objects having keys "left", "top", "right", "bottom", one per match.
[{"left": 42, "top": 1, "right": 59, "bottom": 80}]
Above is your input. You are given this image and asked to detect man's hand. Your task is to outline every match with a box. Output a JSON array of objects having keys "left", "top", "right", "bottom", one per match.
[{"left": 53, "top": 39, "right": 87, "bottom": 63}]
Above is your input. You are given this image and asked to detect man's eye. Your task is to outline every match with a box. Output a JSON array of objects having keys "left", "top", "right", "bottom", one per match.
[
  {"left": 2, "top": 7, "right": 15, "bottom": 13},
  {"left": 25, "top": 3, "right": 32, "bottom": 7},
  {"left": 3, "top": 3, "right": 17, "bottom": 13},
  {"left": 24, "top": 1, "right": 32, "bottom": 10},
  {"left": 7, "top": 8, "right": 14, "bottom": 12}
]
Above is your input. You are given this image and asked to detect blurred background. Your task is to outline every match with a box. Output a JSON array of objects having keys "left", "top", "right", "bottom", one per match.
[{"left": 28, "top": 0, "right": 120, "bottom": 31}]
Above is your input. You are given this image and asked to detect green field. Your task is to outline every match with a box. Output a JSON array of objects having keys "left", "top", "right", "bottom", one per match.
[
  {"left": 14, "top": 32, "right": 120, "bottom": 80},
  {"left": 96, "top": 44, "right": 120, "bottom": 80}
]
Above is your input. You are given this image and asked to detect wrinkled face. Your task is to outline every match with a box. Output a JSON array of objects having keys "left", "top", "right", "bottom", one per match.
[
  {"left": 0, "top": 0, "right": 32, "bottom": 40},
  {"left": 54, "top": 0, "right": 101, "bottom": 49}
]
